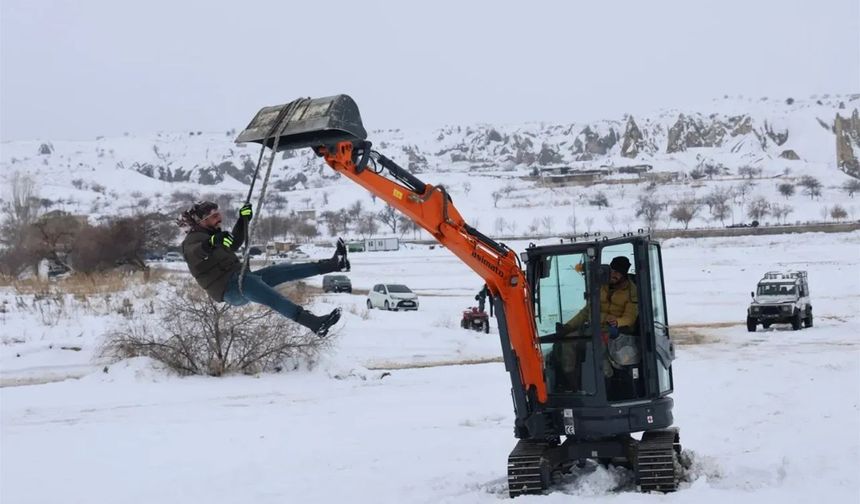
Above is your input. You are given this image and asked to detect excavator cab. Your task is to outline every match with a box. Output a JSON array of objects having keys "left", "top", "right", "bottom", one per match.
[
  {"left": 526, "top": 235, "right": 674, "bottom": 403},
  {"left": 506, "top": 235, "right": 680, "bottom": 496}
]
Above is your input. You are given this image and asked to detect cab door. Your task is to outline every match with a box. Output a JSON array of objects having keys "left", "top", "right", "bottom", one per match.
[{"left": 638, "top": 241, "right": 674, "bottom": 396}]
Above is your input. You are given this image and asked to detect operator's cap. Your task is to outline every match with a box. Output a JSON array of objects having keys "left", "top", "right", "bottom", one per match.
[{"left": 610, "top": 256, "right": 631, "bottom": 274}]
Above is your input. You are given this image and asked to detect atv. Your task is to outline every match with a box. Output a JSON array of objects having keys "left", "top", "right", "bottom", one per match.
[{"left": 461, "top": 307, "right": 490, "bottom": 333}]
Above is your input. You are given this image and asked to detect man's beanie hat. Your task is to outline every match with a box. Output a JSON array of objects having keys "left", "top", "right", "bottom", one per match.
[
  {"left": 190, "top": 201, "right": 218, "bottom": 221},
  {"left": 610, "top": 256, "right": 631, "bottom": 274}
]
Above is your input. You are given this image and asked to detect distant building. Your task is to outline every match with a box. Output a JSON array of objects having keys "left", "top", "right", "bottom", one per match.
[
  {"left": 265, "top": 241, "right": 297, "bottom": 255},
  {"left": 537, "top": 166, "right": 609, "bottom": 185},
  {"left": 364, "top": 237, "right": 399, "bottom": 252},
  {"left": 296, "top": 209, "right": 316, "bottom": 220},
  {"left": 608, "top": 164, "right": 653, "bottom": 175}
]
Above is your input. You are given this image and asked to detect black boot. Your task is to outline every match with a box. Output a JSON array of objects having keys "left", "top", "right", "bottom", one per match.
[{"left": 295, "top": 307, "right": 342, "bottom": 337}]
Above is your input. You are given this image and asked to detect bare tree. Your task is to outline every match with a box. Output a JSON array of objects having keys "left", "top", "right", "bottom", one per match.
[
  {"left": 527, "top": 218, "right": 541, "bottom": 235},
  {"left": 566, "top": 214, "right": 578, "bottom": 235},
  {"left": 1, "top": 172, "right": 41, "bottom": 247},
  {"left": 588, "top": 192, "right": 610, "bottom": 208},
  {"left": 635, "top": 195, "right": 664, "bottom": 229},
  {"left": 321, "top": 210, "right": 348, "bottom": 237},
  {"left": 494, "top": 216, "right": 507, "bottom": 235},
  {"left": 712, "top": 201, "right": 731, "bottom": 225},
  {"left": 356, "top": 212, "right": 379, "bottom": 238},
  {"left": 347, "top": 200, "right": 364, "bottom": 221},
  {"left": 294, "top": 221, "right": 319, "bottom": 242},
  {"left": 377, "top": 204, "right": 399, "bottom": 234},
  {"left": 71, "top": 216, "right": 155, "bottom": 273},
  {"left": 269, "top": 194, "right": 289, "bottom": 212},
  {"left": 842, "top": 179, "right": 860, "bottom": 198},
  {"left": 702, "top": 187, "right": 730, "bottom": 215},
  {"left": 584, "top": 216, "right": 595, "bottom": 233},
  {"left": 605, "top": 212, "right": 618, "bottom": 232},
  {"left": 31, "top": 212, "right": 86, "bottom": 268},
  {"left": 700, "top": 160, "right": 725, "bottom": 179},
  {"left": 747, "top": 196, "right": 770, "bottom": 221},
  {"left": 737, "top": 166, "right": 762, "bottom": 179},
  {"left": 734, "top": 180, "right": 755, "bottom": 204},
  {"left": 831, "top": 205, "right": 848, "bottom": 222},
  {"left": 771, "top": 203, "right": 793, "bottom": 224},
  {"left": 491, "top": 190, "right": 502, "bottom": 208},
  {"left": 669, "top": 200, "right": 700, "bottom": 229},
  {"left": 397, "top": 214, "right": 418, "bottom": 238},
  {"left": 462, "top": 181, "right": 472, "bottom": 197},
  {"left": 540, "top": 216, "right": 554, "bottom": 234},
  {"left": 798, "top": 176, "right": 822, "bottom": 199},
  {"left": 777, "top": 183, "right": 795, "bottom": 199}
]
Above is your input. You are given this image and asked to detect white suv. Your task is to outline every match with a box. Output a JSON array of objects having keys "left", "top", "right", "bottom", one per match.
[
  {"left": 367, "top": 284, "right": 419, "bottom": 311},
  {"left": 747, "top": 270, "right": 812, "bottom": 331}
]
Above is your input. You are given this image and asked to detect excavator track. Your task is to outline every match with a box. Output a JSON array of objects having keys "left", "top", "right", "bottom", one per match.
[
  {"left": 635, "top": 428, "right": 681, "bottom": 493},
  {"left": 507, "top": 440, "right": 550, "bottom": 498}
]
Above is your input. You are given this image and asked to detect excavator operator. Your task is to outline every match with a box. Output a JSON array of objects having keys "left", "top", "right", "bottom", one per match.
[
  {"left": 555, "top": 256, "right": 639, "bottom": 392},
  {"left": 563, "top": 256, "right": 637, "bottom": 334}
]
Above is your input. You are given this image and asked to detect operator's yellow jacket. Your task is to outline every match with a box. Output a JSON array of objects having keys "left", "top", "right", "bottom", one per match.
[{"left": 564, "top": 280, "right": 638, "bottom": 330}]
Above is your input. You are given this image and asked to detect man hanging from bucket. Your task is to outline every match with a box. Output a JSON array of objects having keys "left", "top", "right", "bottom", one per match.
[{"left": 178, "top": 200, "right": 348, "bottom": 337}]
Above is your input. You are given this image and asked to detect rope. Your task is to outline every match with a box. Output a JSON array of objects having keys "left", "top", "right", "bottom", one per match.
[{"left": 237, "top": 99, "right": 305, "bottom": 295}]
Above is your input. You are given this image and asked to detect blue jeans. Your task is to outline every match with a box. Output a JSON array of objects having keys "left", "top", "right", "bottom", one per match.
[{"left": 222, "top": 261, "right": 336, "bottom": 320}]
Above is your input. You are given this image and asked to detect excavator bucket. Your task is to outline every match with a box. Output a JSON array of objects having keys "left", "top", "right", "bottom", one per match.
[{"left": 235, "top": 94, "right": 367, "bottom": 151}]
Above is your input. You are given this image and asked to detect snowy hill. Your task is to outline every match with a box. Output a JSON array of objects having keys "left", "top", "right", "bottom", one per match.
[{"left": 2, "top": 94, "right": 859, "bottom": 236}]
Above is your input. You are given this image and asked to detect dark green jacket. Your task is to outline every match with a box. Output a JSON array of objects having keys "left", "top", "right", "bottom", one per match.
[{"left": 181, "top": 218, "right": 247, "bottom": 301}]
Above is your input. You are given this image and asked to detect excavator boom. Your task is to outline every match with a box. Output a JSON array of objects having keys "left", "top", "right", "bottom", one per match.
[{"left": 235, "top": 95, "right": 547, "bottom": 403}]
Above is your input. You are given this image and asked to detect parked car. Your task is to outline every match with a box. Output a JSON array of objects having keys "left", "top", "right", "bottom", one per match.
[
  {"left": 279, "top": 250, "right": 310, "bottom": 262},
  {"left": 367, "top": 283, "right": 419, "bottom": 311},
  {"left": 322, "top": 274, "right": 352, "bottom": 293},
  {"left": 164, "top": 251, "right": 183, "bottom": 262}
]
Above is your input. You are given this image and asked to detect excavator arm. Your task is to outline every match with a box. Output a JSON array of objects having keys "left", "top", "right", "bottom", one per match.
[
  {"left": 318, "top": 140, "right": 548, "bottom": 403},
  {"left": 235, "top": 95, "right": 548, "bottom": 406}
]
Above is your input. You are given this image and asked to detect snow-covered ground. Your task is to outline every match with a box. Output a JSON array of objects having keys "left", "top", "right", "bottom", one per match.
[{"left": 2, "top": 232, "right": 859, "bottom": 503}]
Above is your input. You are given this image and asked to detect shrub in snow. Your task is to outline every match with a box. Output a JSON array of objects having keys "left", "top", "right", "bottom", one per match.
[{"left": 102, "top": 279, "right": 331, "bottom": 376}]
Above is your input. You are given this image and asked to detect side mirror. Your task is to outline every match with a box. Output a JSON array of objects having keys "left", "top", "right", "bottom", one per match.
[{"left": 750, "top": 291, "right": 755, "bottom": 299}]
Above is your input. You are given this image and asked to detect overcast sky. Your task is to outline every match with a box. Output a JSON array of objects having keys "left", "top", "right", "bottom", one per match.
[{"left": 1, "top": 0, "right": 858, "bottom": 141}]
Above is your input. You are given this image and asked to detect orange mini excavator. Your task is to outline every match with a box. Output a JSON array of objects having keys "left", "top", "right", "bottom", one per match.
[{"left": 236, "top": 95, "right": 684, "bottom": 497}]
